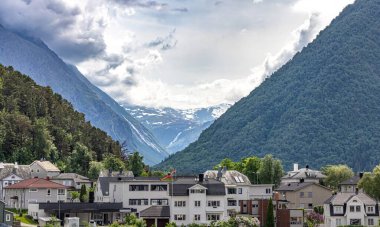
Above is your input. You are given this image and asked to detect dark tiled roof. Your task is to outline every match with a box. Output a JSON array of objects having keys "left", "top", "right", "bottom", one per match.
[
  {"left": 282, "top": 168, "right": 326, "bottom": 180},
  {"left": 5, "top": 178, "right": 66, "bottom": 189},
  {"left": 276, "top": 182, "right": 314, "bottom": 192},
  {"left": 0, "top": 163, "right": 31, "bottom": 180},
  {"left": 39, "top": 202, "right": 123, "bottom": 212},
  {"left": 169, "top": 178, "right": 226, "bottom": 196},
  {"left": 140, "top": 206, "right": 170, "bottom": 218},
  {"left": 339, "top": 175, "right": 360, "bottom": 185}
]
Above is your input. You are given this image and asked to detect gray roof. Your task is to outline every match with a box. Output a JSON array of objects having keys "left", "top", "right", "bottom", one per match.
[
  {"left": 140, "top": 206, "right": 170, "bottom": 218},
  {"left": 204, "top": 170, "right": 251, "bottom": 185},
  {"left": 0, "top": 163, "right": 31, "bottom": 180},
  {"left": 276, "top": 182, "right": 315, "bottom": 192},
  {"left": 282, "top": 168, "right": 326, "bottom": 180},
  {"left": 339, "top": 175, "right": 360, "bottom": 185},
  {"left": 325, "top": 192, "right": 376, "bottom": 205},
  {"left": 53, "top": 173, "right": 91, "bottom": 183},
  {"left": 169, "top": 177, "right": 226, "bottom": 196}
]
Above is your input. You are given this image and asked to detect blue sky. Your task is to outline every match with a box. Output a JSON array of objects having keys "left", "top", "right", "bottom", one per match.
[{"left": 0, "top": 0, "right": 353, "bottom": 109}]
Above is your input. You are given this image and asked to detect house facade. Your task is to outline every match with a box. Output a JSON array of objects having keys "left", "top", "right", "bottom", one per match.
[
  {"left": 30, "top": 160, "right": 60, "bottom": 179},
  {"left": 276, "top": 182, "right": 333, "bottom": 210},
  {"left": 4, "top": 178, "right": 67, "bottom": 209},
  {"left": 52, "top": 173, "right": 92, "bottom": 190},
  {"left": 0, "top": 162, "right": 31, "bottom": 199},
  {"left": 324, "top": 192, "right": 379, "bottom": 226}
]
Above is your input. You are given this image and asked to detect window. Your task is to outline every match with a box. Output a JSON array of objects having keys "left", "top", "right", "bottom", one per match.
[
  {"left": 129, "top": 185, "right": 149, "bottom": 191},
  {"left": 151, "top": 185, "right": 167, "bottom": 191},
  {"left": 5, "top": 214, "right": 11, "bottom": 222},
  {"left": 207, "top": 214, "right": 220, "bottom": 221},
  {"left": 194, "top": 201, "right": 201, "bottom": 207},
  {"left": 238, "top": 188, "right": 243, "bottom": 194},
  {"left": 336, "top": 219, "right": 342, "bottom": 226},
  {"left": 356, "top": 206, "right": 361, "bottom": 212},
  {"left": 174, "top": 214, "right": 186, "bottom": 220},
  {"left": 350, "top": 206, "right": 355, "bottom": 212},
  {"left": 29, "top": 188, "right": 38, "bottom": 192},
  {"left": 194, "top": 214, "right": 200, "bottom": 221},
  {"left": 252, "top": 204, "right": 259, "bottom": 208},
  {"left": 227, "top": 188, "right": 237, "bottom": 194},
  {"left": 367, "top": 206, "right": 375, "bottom": 213},
  {"left": 4, "top": 182, "right": 8, "bottom": 186},
  {"left": 208, "top": 201, "right": 220, "bottom": 207},
  {"left": 300, "top": 192, "right": 304, "bottom": 198},
  {"left": 368, "top": 218, "right": 374, "bottom": 226},
  {"left": 350, "top": 219, "right": 361, "bottom": 225},
  {"left": 129, "top": 199, "right": 148, "bottom": 205},
  {"left": 174, "top": 201, "right": 186, "bottom": 207},
  {"left": 151, "top": 199, "right": 168, "bottom": 205},
  {"left": 266, "top": 188, "right": 271, "bottom": 194},
  {"left": 47, "top": 189, "right": 51, "bottom": 196},
  {"left": 190, "top": 189, "right": 205, "bottom": 193},
  {"left": 334, "top": 206, "right": 343, "bottom": 214},
  {"left": 58, "top": 189, "right": 65, "bottom": 195},
  {"left": 308, "top": 192, "right": 312, "bottom": 198},
  {"left": 228, "top": 200, "right": 237, "bottom": 206}
]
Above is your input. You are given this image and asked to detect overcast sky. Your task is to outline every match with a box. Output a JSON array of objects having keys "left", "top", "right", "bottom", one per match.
[{"left": 0, "top": 0, "right": 354, "bottom": 109}]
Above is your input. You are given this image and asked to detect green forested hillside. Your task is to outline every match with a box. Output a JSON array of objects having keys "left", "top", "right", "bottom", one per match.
[
  {"left": 157, "top": 0, "right": 380, "bottom": 173},
  {"left": 0, "top": 64, "right": 122, "bottom": 175}
]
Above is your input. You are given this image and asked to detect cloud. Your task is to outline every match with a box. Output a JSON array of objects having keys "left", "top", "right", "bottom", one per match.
[
  {"left": 111, "top": 0, "right": 168, "bottom": 10},
  {"left": 145, "top": 29, "right": 177, "bottom": 51}
]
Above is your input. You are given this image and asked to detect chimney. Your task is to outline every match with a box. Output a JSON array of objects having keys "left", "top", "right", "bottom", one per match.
[
  {"left": 355, "top": 187, "right": 359, "bottom": 195},
  {"left": 199, "top": 174, "right": 204, "bottom": 183},
  {"left": 300, "top": 178, "right": 304, "bottom": 183},
  {"left": 305, "top": 165, "right": 309, "bottom": 170},
  {"left": 359, "top": 172, "right": 364, "bottom": 179},
  {"left": 293, "top": 163, "right": 298, "bottom": 172},
  {"left": 217, "top": 167, "right": 222, "bottom": 181}
]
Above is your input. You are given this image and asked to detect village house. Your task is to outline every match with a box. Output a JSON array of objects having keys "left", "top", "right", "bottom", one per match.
[
  {"left": 30, "top": 160, "right": 61, "bottom": 179},
  {"left": 276, "top": 182, "right": 333, "bottom": 210},
  {"left": 0, "top": 162, "right": 31, "bottom": 200},
  {"left": 4, "top": 178, "right": 67, "bottom": 209},
  {"left": 281, "top": 164, "right": 326, "bottom": 185},
  {"left": 52, "top": 173, "right": 92, "bottom": 190}
]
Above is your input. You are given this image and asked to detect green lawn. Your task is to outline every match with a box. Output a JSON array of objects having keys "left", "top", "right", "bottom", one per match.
[{"left": 14, "top": 214, "right": 38, "bottom": 225}]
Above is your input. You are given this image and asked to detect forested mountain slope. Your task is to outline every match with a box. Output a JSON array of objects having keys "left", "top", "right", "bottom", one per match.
[
  {"left": 0, "top": 64, "right": 121, "bottom": 175},
  {"left": 0, "top": 26, "right": 168, "bottom": 165},
  {"left": 157, "top": 0, "right": 380, "bottom": 173}
]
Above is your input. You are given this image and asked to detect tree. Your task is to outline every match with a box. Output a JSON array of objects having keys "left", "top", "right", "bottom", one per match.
[
  {"left": 242, "top": 157, "right": 262, "bottom": 184},
  {"left": 213, "top": 158, "right": 237, "bottom": 171},
  {"left": 68, "top": 142, "right": 93, "bottom": 176},
  {"left": 259, "top": 155, "right": 284, "bottom": 186},
  {"left": 88, "top": 161, "right": 104, "bottom": 180},
  {"left": 127, "top": 152, "right": 145, "bottom": 177},
  {"left": 79, "top": 184, "right": 87, "bottom": 202},
  {"left": 103, "top": 154, "right": 125, "bottom": 172},
  {"left": 321, "top": 164, "right": 354, "bottom": 190},
  {"left": 358, "top": 165, "right": 380, "bottom": 200},
  {"left": 306, "top": 211, "right": 323, "bottom": 227},
  {"left": 70, "top": 191, "right": 80, "bottom": 202},
  {"left": 265, "top": 198, "right": 274, "bottom": 227}
]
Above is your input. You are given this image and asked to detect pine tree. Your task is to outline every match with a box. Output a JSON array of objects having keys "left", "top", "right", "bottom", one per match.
[
  {"left": 79, "top": 184, "right": 87, "bottom": 202},
  {"left": 265, "top": 198, "right": 274, "bottom": 227}
]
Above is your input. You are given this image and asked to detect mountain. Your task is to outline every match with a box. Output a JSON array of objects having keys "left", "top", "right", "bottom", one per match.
[
  {"left": 157, "top": 0, "right": 380, "bottom": 173},
  {"left": 125, "top": 104, "right": 230, "bottom": 154},
  {"left": 0, "top": 26, "right": 168, "bottom": 165},
  {"left": 0, "top": 64, "right": 121, "bottom": 176}
]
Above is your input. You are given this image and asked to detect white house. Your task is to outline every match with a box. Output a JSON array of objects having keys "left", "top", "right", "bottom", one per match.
[
  {"left": 30, "top": 160, "right": 60, "bottom": 178},
  {"left": 281, "top": 164, "right": 326, "bottom": 185},
  {"left": 324, "top": 192, "right": 379, "bottom": 226},
  {"left": 204, "top": 169, "right": 273, "bottom": 216},
  {"left": 0, "top": 162, "right": 31, "bottom": 199}
]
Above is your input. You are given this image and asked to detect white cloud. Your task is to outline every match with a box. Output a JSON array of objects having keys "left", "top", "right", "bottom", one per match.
[{"left": 0, "top": 0, "right": 355, "bottom": 110}]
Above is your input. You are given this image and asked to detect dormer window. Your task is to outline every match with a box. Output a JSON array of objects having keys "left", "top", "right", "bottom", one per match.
[
  {"left": 367, "top": 206, "right": 374, "bottom": 213},
  {"left": 190, "top": 189, "right": 205, "bottom": 193}
]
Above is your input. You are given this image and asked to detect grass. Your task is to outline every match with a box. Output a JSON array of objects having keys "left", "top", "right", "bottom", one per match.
[{"left": 14, "top": 214, "right": 38, "bottom": 225}]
